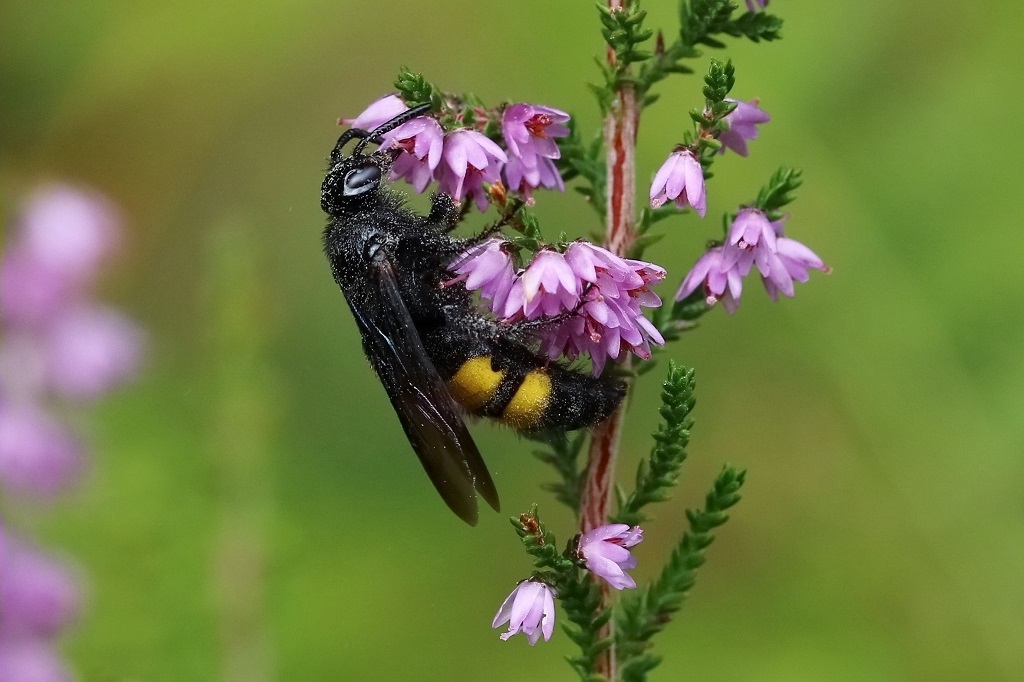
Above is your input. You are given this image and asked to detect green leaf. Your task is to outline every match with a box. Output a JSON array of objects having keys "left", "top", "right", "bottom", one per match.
[
  {"left": 393, "top": 67, "right": 440, "bottom": 109},
  {"left": 616, "top": 466, "right": 747, "bottom": 680},
  {"left": 556, "top": 567, "right": 611, "bottom": 679},
  {"left": 680, "top": 0, "right": 736, "bottom": 49},
  {"left": 612, "top": 362, "right": 696, "bottom": 526},
  {"left": 754, "top": 166, "right": 804, "bottom": 219},
  {"left": 511, "top": 505, "right": 575, "bottom": 572},
  {"left": 528, "top": 431, "right": 587, "bottom": 514},
  {"left": 725, "top": 10, "right": 784, "bottom": 42}
]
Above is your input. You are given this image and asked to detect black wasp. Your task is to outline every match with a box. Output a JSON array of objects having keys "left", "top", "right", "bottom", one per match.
[{"left": 321, "top": 104, "right": 625, "bottom": 524}]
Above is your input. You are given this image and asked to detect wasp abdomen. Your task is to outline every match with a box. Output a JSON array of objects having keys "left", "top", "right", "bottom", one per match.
[{"left": 445, "top": 352, "right": 624, "bottom": 432}]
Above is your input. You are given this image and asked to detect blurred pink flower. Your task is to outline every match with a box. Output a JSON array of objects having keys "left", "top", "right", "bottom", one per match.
[
  {"left": 45, "top": 305, "right": 143, "bottom": 401},
  {"left": 0, "top": 639, "right": 74, "bottom": 682},
  {"left": 18, "top": 186, "right": 119, "bottom": 284},
  {"left": 0, "top": 533, "right": 81, "bottom": 638},
  {"left": 0, "top": 403, "right": 83, "bottom": 497},
  {"left": 719, "top": 99, "right": 770, "bottom": 157},
  {"left": 0, "top": 186, "right": 119, "bottom": 327}
]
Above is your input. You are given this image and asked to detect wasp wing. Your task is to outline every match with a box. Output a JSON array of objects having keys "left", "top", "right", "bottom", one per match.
[{"left": 343, "top": 261, "right": 500, "bottom": 525}]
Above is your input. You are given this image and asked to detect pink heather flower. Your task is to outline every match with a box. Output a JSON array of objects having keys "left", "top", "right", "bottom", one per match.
[
  {"left": 513, "top": 249, "right": 581, "bottom": 319},
  {"left": 449, "top": 239, "right": 517, "bottom": 314},
  {"left": 650, "top": 149, "right": 707, "bottom": 217},
  {"left": 340, "top": 94, "right": 408, "bottom": 131},
  {"left": 722, "top": 208, "right": 776, "bottom": 276},
  {"left": 681, "top": 215, "right": 828, "bottom": 311},
  {"left": 501, "top": 104, "right": 570, "bottom": 165},
  {"left": 437, "top": 129, "right": 507, "bottom": 211},
  {"left": 745, "top": 0, "right": 769, "bottom": 11},
  {"left": 538, "top": 242, "right": 666, "bottom": 374},
  {"left": 0, "top": 535, "right": 81, "bottom": 638},
  {"left": 45, "top": 305, "right": 143, "bottom": 400},
  {"left": 491, "top": 579, "right": 556, "bottom": 645},
  {"left": 503, "top": 155, "right": 564, "bottom": 197},
  {"left": 677, "top": 244, "right": 747, "bottom": 314},
  {"left": 761, "top": 235, "right": 830, "bottom": 301},
  {"left": 0, "top": 640, "right": 74, "bottom": 682},
  {"left": 719, "top": 99, "right": 770, "bottom": 157},
  {"left": 501, "top": 104, "right": 570, "bottom": 198},
  {"left": 379, "top": 116, "right": 445, "bottom": 193},
  {"left": 727, "top": 208, "right": 776, "bottom": 252},
  {"left": 0, "top": 403, "right": 83, "bottom": 497},
  {"left": 577, "top": 524, "right": 643, "bottom": 590},
  {"left": 456, "top": 240, "right": 666, "bottom": 373}
]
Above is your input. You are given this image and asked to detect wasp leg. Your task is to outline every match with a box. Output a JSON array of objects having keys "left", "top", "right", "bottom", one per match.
[
  {"left": 461, "top": 213, "right": 517, "bottom": 247},
  {"left": 425, "top": 193, "right": 463, "bottom": 232}
]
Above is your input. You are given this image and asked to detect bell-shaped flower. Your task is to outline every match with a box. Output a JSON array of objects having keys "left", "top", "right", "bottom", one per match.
[{"left": 491, "top": 579, "right": 556, "bottom": 645}]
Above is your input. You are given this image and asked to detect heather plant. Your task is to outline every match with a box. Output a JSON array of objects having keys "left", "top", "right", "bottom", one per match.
[
  {"left": 0, "top": 186, "right": 142, "bottom": 681},
  {"left": 339, "top": 0, "right": 825, "bottom": 678}
]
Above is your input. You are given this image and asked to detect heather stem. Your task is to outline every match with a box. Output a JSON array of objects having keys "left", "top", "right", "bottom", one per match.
[{"left": 579, "top": 1, "right": 641, "bottom": 678}]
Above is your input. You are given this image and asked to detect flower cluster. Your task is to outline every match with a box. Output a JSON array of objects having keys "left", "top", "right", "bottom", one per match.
[
  {"left": 451, "top": 240, "right": 665, "bottom": 374},
  {"left": 647, "top": 97, "right": 824, "bottom": 312},
  {"left": 677, "top": 209, "right": 828, "bottom": 312},
  {"left": 492, "top": 524, "right": 643, "bottom": 644},
  {"left": 0, "top": 186, "right": 142, "bottom": 495},
  {"left": 0, "top": 185, "right": 143, "bottom": 680},
  {"left": 343, "top": 95, "right": 571, "bottom": 210}
]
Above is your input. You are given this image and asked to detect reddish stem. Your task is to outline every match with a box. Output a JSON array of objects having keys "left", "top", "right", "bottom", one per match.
[{"left": 579, "top": 2, "right": 640, "bottom": 678}]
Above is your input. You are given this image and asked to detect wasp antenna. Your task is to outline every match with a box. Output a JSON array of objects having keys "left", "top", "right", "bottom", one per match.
[
  {"left": 352, "top": 102, "right": 433, "bottom": 157},
  {"left": 331, "top": 127, "right": 373, "bottom": 163}
]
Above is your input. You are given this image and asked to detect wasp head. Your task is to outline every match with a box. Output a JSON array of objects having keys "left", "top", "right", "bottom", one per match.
[
  {"left": 321, "top": 103, "right": 433, "bottom": 217},
  {"left": 321, "top": 151, "right": 389, "bottom": 216}
]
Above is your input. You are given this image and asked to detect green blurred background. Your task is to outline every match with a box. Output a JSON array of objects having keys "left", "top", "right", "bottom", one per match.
[{"left": 3, "top": 1, "right": 1022, "bottom": 680}]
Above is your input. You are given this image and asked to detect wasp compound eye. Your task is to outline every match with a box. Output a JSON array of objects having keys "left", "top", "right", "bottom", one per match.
[{"left": 343, "top": 164, "right": 381, "bottom": 197}]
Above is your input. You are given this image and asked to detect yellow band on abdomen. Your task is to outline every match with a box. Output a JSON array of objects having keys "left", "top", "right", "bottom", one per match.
[
  {"left": 448, "top": 356, "right": 504, "bottom": 412},
  {"left": 502, "top": 370, "right": 552, "bottom": 429}
]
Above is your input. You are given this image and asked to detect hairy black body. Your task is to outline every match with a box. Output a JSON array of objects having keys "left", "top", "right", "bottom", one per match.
[{"left": 322, "top": 106, "right": 625, "bottom": 524}]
